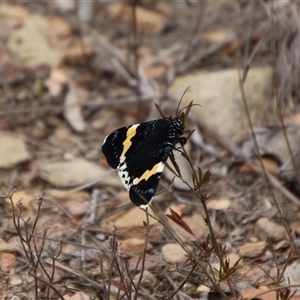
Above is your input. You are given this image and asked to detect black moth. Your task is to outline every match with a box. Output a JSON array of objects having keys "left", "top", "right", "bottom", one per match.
[{"left": 101, "top": 102, "right": 192, "bottom": 209}]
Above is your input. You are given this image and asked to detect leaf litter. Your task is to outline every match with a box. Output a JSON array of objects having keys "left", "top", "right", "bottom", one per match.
[{"left": 1, "top": 2, "right": 300, "bottom": 300}]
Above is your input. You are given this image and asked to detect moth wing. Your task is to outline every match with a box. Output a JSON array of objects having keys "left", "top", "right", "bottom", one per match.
[
  {"left": 102, "top": 119, "right": 178, "bottom": 208},
  {"left": 102, "top": 124, "right": 137, "bottom": 169},
  {"left": 118, "top": 120, "right": 176, "bottom": 207},
  {"left": 129, "top": 162, "right": 164, "bottom": 208}
]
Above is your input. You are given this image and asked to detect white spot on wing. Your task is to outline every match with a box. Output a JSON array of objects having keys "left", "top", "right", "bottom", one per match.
[{"left": 117, "top": 162, "right": 131, "bottom": 191}]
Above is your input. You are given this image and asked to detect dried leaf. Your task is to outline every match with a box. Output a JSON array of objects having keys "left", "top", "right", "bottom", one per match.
[
  {"left": 63, "top": 82, "right": 87, "bottom": 132},
  {"left": 166, "top": 208, "right": 195, "bottom": 236}
]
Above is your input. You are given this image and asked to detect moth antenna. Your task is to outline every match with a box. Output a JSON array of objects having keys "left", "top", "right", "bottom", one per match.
[
  {"left": 178, "top": 102, "right": 201, "bottom": 117},
  {"left": 176, "top": 85, "right": 190, "bottom": 115}
]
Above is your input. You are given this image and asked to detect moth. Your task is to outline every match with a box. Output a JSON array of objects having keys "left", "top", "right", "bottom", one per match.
[{"left": 102, "top": 102, "right": 193, "bottom": 209}]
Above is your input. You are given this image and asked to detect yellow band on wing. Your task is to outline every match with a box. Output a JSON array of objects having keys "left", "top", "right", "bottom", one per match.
[
  {"left": 119, "top": 124, "right": 138, "bottom": 163},
  {"left": 132, "top": 162, "right": 164, "bottom": 185}
]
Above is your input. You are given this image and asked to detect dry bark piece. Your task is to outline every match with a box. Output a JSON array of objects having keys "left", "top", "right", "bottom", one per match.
[
  {"left": 0, "top": 4, "right": 29, "bottom": 20},
  {"left": 133, "top": 270, "right": 156, "bottom": 288},
  {"left": 103, "top": 206, "right": 157, "bottom": 229},
  {"left": 63, "top": 292, "right": 90, "bottom": 300},
  {"left": 48, "top": 123, "right": 80, "bottom": 149},
  {"left": 201, "top": 28, "right": 234, "bottom": 44},
  {"left": 9, "top": 275, "right": 22, "bottom": 286},
  {"left": 7, "top": 13, "right": 91, "bottom": 68},
  {"left": 90, "top": 110, "right": 116, "bottom": 131},
  {"left": 38, "top": 158, "right": 110, "bottom": 188},
  {"left": 242, "top": 125, "right": 300, "bottom": 178},
  {"left": 241, "top": 288, "right": 280, "bottom": 300},
  {"left": 47, "top": 16, "right": 72, "bottom": 48},
  {"left": 106, "top": 3, "right": 167, "bottom": 35},
  {"left": 143, "top": 63, "right": 166, "bottom": 79},
  {"left": 7, "top": 14, "right": 62, "bottom": 68},
  {"left": 238, "top": 241, "right": 266, "bottom": 258},
  {"left": 0, "top": 252, "right": 17, "bottom": 273},
  {"left": 259, "top": 157, "right": 280, "bottom": 174},
  {"left": 0, "top": 4, "right": 29, "bottom": 29},
  {"left": 197, "top": 285, "right": 210, "bottom": 292},
  {"left": 288, "top": 112, "right": 300, "bottom": 125},
  {"left": 284, "top": 260, "right": 300, "bottom": 296},
  {"left": 274, "top": 240, "right": 290, "bottom": 251},
  {"left": 290, "top": 220, "right": 300, "bottom": 235},
  {"left": 169, "top": 67, "right": 272, "bottom": 142},
  {"left": 45, "top": 67, "right": 68, "bottom": 97},
  {"left": 255, "top": 217, "right": 288, "bottom": 242},
  {"left": 115, "top": 224, "right": 162, "bottom": 242},
  {"left": 63, "top": 81, "right": 87, "bottom": 132},
  {"left": 119, "top": 238, "right": 153, "bottom": 256},
  {"left": 65, "top": 200, "right": 90, "bottom": 218},
  {"left": 162, "top": 243, "right": 189, "bottom": 264},
  {"left": 5, "top": 190, "right": 35, "bottom": 209},
  {"left": 207, "top": 198, "right": 231, "bottom": 210},
  {"left": 0, "top": 132, "right": 30, "bottom": 168},
  {"left": 45, "top": 189, "right": 89, "bottom": 204},
  {"left": 51, "top": 0, "right": 75, "bottom": 13}
]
